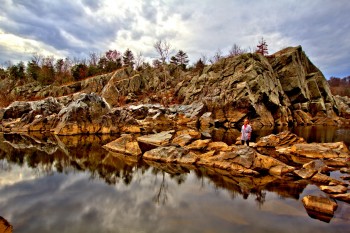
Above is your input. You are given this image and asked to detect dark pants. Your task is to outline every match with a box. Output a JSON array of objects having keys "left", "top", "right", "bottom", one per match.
[{"left": 241, "top": 140, "right": 250, "bottom": 146}]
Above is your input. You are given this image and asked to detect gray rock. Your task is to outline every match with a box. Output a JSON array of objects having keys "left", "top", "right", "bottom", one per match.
[{"left": 54, "top": 93, "right": 115, "bottom": 135}]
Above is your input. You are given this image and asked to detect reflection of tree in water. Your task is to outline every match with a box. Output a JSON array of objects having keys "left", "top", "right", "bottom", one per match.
[
  {"left": 147, "top": 162, "right": 192, "bottom": 205},
  {"left": 95, "top": 161, "right": 138, "bottom": 185},
  {"left": 0, "top": 159, "right": 11, "bottom": 172},
  {"left": 152, "top": 168, "right": 168, "bottom": 205}
]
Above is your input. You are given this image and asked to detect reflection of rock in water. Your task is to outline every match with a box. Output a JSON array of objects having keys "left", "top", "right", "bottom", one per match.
[
  {"left": 302, "top": 195, "right": 338, "bottom": 223},
  {"left": 194, "top": 166, "right": 308, "bottom": 205},
  {"left": 0, "top": 216, "right": 13, "bottom": 233}
]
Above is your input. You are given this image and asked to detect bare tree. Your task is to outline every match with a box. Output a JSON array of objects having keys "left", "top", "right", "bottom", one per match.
[
  {"left": 153, "top": 39, "right": 172, "bottom": 96},
  {"left": 200, "top": 54, "right": 208, "bottom": 65},
  {"left": 229, "top": 43, "right": 245, "bottom": 57},
  {"left": 153, "top": 39, "right": 171, "bottom": 64},
  {"left": 210, "top": 49, "right": 223, "bottom": 64},
  {"left": 134, "top": 52, "right": 145, "bottom": 70},
  {"left": 31, "top": 53, "right": 43, "bottom": 66},
  {"left": 89, "top": 52, "right": 100, "bottom": 66}
]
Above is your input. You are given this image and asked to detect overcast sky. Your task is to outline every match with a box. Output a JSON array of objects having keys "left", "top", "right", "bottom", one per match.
[{"left": 0, "top": 0, "right": 349, "bottom": 78}]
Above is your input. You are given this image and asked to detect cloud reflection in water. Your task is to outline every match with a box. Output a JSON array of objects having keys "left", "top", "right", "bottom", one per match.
[{"left": 0, "top": 132, "right": 349, "bottom": 233}]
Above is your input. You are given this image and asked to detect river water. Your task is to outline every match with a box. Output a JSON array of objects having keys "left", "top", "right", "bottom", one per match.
[{"left": 0, "top": 127, "right": 349, "bottom": 233}]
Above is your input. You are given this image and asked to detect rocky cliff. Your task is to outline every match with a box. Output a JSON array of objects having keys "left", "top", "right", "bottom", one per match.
[
  {"left": 0, "top": 46, "right": 349, "bottom": 134},
  {"left": 175, "top": 46, "right": 341, "bottom": 127}
]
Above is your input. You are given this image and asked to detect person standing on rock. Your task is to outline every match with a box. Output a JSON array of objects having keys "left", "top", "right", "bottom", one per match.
[{"left": 241, "top": 118, "right": 252, "bottom": 146}]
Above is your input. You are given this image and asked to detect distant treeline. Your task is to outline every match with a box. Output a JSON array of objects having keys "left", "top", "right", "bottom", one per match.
[
  {"left": 328, "top": 76, "right": 350, "bottom": 97},
  {"left": 0, "top": 47, "right": 195, "bottom": 86},
  {"left": 0, "top": 38, "right": 271, "bottom": 87}
]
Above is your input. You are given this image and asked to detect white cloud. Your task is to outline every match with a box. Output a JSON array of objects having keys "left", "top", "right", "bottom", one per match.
[
  {"left": 0, "top": 29, "right": 68, "bottom": 63},
  {"left": 0, "top": 0, "right": 349, "bottom": 77}
]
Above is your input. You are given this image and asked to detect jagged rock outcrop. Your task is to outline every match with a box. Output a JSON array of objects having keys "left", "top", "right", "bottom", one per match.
[
  {"left": 53, "top": 93, "right": 116, "bottom": 135},
  {"left": 176, "top": 52, "right": 292, "bottom": 127},
  {"left": 334, "top": 95, "right": 350, "bottom": 119},
  {"left": 1, "top": 93, "right": 120, "bottom": 135},
  {"left": 269, "top": 46, "right": 339, "bottom": 123},
  {"left": 1, "top": 97, "right": 63, "bottom": 132},
  {"left": 176, "top": 46, "right": 342, "bottom": 127},
  {"left": 6, "top": 73, "right": 113, "bottom": 101}
]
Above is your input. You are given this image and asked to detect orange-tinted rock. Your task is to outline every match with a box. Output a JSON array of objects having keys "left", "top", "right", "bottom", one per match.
[
  {"left": 319, "top": 185, "right": 348, "bottom": 194},
  {"left": 103, "top": 134, "right": 142, "bottom": 156},
  {"left": 302, "top": 195, "right": 338, "bottom": 223}
]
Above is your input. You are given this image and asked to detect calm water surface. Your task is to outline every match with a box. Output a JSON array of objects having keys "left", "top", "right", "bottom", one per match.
[{"left": 0, "top": 127, "right": 350, "bottom": 233}]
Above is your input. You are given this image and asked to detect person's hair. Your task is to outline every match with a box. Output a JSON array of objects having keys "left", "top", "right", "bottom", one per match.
[{"left": 244, "top": 118, "right": 249, "bottom": 123}]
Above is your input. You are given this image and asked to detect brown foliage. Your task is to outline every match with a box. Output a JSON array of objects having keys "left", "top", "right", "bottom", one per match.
[
  {"left": 328, "top": 76, "right": 350, "bottom": 97},
  {"left": 0, "top": 92, "right": 14, "bottom": 107}
]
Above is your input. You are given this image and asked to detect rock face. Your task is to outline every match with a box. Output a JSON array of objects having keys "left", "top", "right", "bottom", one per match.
[
  {"left": 54, "top": 93, "right": 114, "bottom": 135},
  {"left": 269, "top": 46, "right": 339, "bottom": 124},
  {"left": 176, "top": 52, "right": 292, "bottom": 127},
  {"left": 1, "top": 93, "right": 119, "bottom": 135},
  {"left": 334, "top": 95, "right": 350, "bottom": 120},
  {"left": 176, "top": 46, "right": 342, "bottom": 127},
  {"left": 101, "top": 68, "right": 145, "bottom": 106}
]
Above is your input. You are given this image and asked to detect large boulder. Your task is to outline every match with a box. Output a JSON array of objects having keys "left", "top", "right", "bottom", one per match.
[
  {"left": 54, "top": 93, "right": 117, "bottom": 135},
  {"left": 103, "top": 134, "right": 142, "bottom": 156},
  {"left": 137, "top": 130, "right": 174, "bottom": 147},
  {"left": 269, "top": 46, "right": 339, "bottom": 124},
  {"left": 101, "top": 68, "right": 145, "bottom": 107},
  {"left": 143, "top": 146, "right": 198, "bottom": 164},
  {"left": 256, "top": 131, "right": 305, "bottom": 147}
]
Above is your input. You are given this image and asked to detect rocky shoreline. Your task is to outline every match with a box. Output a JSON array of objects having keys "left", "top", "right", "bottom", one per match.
[
  {"left": 0, "top": 129, "right": 349, "bottom": 222},
  {"left": 103, "top": 129, "right": 350, "bottom": 221}
]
